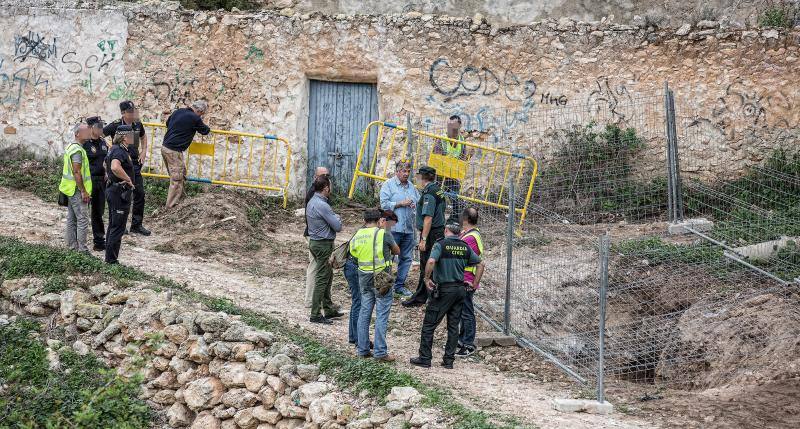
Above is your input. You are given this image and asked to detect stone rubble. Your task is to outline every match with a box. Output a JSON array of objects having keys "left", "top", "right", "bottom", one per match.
[{"left": 1, "top": 277, "right": 444, "bottom": 428}]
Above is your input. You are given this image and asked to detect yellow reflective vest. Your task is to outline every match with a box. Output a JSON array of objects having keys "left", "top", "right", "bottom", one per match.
[
  {"left": 442, "top": 135, "right": 464, "bottom": 158},
  {"left": 462, "top": 228, "right": 484, "bottom": 274},
  {"left": 59, "top": 143, "right": 92, "bottom": 197},
  {"left": 349, "top": 226, "right": 391, "bottom": 273}
]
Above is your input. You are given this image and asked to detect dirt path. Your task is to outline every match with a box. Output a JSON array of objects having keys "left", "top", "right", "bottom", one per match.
[{"left": 0, "top": 186, "right": 657, "bottom": 429}]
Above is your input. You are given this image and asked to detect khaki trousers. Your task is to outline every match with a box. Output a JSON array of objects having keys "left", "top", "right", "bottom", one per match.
[{"left": 161, "top": 146, "right": 186, "bottom": 209}]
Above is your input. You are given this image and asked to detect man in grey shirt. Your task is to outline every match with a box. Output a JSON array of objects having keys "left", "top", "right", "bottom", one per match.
[{"left": 306, "top": 175, "right": 344, "bottom": 324}]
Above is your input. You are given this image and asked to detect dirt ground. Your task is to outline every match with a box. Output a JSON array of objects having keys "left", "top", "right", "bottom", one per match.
[{"left": 1, "top": 185, "right": 798, "bottom": 428}]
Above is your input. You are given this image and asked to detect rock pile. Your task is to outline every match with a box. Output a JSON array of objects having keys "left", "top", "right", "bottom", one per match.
[{"left": 0, "top": 277, "right": 445, "bottom": 429}]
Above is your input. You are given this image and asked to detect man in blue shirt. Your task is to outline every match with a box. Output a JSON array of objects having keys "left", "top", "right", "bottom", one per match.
[{"left": 379, "top": 160, "right": 420, "bottom": 297}]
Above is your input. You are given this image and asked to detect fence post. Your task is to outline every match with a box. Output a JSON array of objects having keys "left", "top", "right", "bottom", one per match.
[
  {"left": 597, "top": 233, "right": 610, "bottom": 403},
  {"left": 504, "top": 174, "right": 515, "bottom": 335},
  {"left": 405, "top": 113, "right": 414, "bottom": 161},
  {"left": 664, "top": 82, "right": 684, "bottom": 221}
]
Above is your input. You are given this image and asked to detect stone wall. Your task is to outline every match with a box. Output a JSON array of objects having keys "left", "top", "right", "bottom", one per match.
[
  {"left": 0, "top": 276, "right": 444, "bottom": 428},
  {"left": 0, "top": 1, "right": 798, "bottom": 196}
]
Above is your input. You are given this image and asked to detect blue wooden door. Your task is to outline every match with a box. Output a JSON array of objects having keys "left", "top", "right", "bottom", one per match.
[{"left": 307, "top": 80, "right": 378, "bottom": 192}]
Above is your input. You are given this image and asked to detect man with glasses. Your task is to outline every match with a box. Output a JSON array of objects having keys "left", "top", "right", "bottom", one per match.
[{"left": 380, "top": 160, "right": 420, "bottom": 297}]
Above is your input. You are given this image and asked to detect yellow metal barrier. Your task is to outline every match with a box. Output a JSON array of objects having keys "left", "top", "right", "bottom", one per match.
[
  {"left": 141, "top": 122, "right": 292, "bottom": 207},
  {"left": 348, "top": 121, "right": 538, "bottom": 225}
]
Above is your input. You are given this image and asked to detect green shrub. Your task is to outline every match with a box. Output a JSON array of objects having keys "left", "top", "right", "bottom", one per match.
[
  {"left": 0, "top": 319, "right": 150, "bottom": 428},
  {"left": 759, "top": 2, "right": 799, "bottom": 27},
  {"left": 0, "top": 150, "right": 60, "bottom": 203},
  {"left": 42, "top": 274, "right": 70, "bottom": 294},
  {"left": 0, "top": 236, "right": 145, "bottom": 281},
  {"left": 538, "top": 123, "right": 662, "bottom": 222}
]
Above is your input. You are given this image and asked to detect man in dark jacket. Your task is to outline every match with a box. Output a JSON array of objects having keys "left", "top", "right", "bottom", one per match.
[{"left": 161, "top": 100, "right": 211, "bottom": 208}]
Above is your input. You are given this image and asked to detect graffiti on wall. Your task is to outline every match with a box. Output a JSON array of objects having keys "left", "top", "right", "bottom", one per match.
[
  {"left": 586, "top": 76, "right": 634, "bottom": 123},
  {"left": 1, "top": 29, "right": 124, "bottom": 107},
  {"left": 426, "top": 57, "right": 570, "bottom": 146}
]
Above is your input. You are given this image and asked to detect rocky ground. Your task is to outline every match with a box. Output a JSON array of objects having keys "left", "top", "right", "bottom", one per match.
[{"left": 2, "top": 185, "right": 799, "bottom": 428}]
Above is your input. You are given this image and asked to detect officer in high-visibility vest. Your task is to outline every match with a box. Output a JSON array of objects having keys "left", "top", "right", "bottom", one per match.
[
  {"left": 410, "top": 223, "right": 484, "bottom": 369},
  {"left": 434, "top": 115, "right": 467, "bottom": 224},
  {"left": 350, "top": 208, "right": 400, "bottom": 362},
  {"left": 59, "top": 123, "right": 93, "bottom": 253},
  {"left": 455, "top": 207, "right": 483, "bottom": 358},
  {"left": 104, "top": 125, "right": 136, "bottom": 264}
]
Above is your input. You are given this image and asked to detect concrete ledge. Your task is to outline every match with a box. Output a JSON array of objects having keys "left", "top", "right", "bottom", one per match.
[
  {"left": 667, "top": 218, "right": 714, "bottom": 235},
  {"left": 552, "top": 398, "right": 614, "bottom": 415},
  {"left": 725, "top": 236, "right": 798, "bottom": 261},
  {"left": 475, "top": 331, "right": 517, "bottom": 347}
]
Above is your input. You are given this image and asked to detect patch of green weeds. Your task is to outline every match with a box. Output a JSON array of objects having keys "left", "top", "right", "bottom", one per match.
[{"left": 0, "top": 318, "right": 150, "bottom": 428}]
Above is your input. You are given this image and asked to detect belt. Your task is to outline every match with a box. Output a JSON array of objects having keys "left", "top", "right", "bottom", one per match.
[
  {"left": 439, "top": 282, "right": 465, "bottom": 288},
  {"left": 310, "top": 238, "right": 334, "bottom": 242}
]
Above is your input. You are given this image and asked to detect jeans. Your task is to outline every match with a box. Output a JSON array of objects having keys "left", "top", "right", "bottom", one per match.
[
  {"left": 459, "top": 289, "right": 476, "bottom": 348},
  {"left": 309, "top": 239, "right": 335, "bottom": 318},
  {"left": 417, "top": 283, "right": 466, "bottom": 364},
  {"left": 357, "top": 271, "right": 393, "bottom": 358},
  {"left": 392, "top": 232, "right": 415, "bottom": 291},
  {"left": 443, "top": 178, "right": 465, "bottom": 224},
  {"left": 66, "top": 191, "right": 90, "bottom": 252},
  {"left": 344, "top": 258, "right": 361, "bottom": 343}
]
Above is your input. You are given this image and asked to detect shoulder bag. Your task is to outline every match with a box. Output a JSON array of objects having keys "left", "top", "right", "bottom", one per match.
[{"left": 372, "top": 228, "right": 395, "bottom": 296}]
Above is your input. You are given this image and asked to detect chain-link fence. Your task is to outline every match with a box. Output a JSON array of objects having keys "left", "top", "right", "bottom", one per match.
[{"left": 363, "top": 83, "right": 799, "bottom": 400}]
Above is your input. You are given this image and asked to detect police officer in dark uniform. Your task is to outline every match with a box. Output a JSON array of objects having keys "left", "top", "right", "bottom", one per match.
[
  {"left": 402, "top": 166, "right": 447, "bottom": 307},
  {"left": 104, "top": 125, "right": 136, "bottom": 264},
  {"left": 410, "top": 223, "right": 484, "bottom": 369},
  {"left": 103, "top": 100, "right": 151, "bottom": 236},
  {"left": 83, "top": 116, "right": 109, "bottom": 251}
]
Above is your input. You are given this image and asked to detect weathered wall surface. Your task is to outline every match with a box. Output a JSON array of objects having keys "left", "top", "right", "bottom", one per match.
[{"left": 1, "top": 1, "right": 798, "bottom": 195}]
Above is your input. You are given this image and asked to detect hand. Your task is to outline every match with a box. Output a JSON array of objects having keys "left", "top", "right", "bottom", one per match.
[
  {"left": 139, "top": 154, "right": 146, "bottom": 164},
  {"left": 81, "top": 190, "right": 90, "bottom": 203},
  {"left": 399, "top": 198, "right": 413, "bottom": 207},
  {"left": 425, "top": 279, "right": 435, "bottom": 290},
  {"left": 417, "top": 240, "right": 426, "bottom": 252},
  {"left": 465, "top": 281, "right": 476, "bottom": 291},
  {"left": 126, "top": 179, "right": 135, "bottom": 188}
]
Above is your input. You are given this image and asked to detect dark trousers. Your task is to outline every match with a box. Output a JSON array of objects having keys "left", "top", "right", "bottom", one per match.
[
  {"left": 130, "top": 165, "right": 145, "bottom": 228},
  {"left": 459, "top": 289, "right": 476, "bottom": 348},
  {"left": 417, "top": 283, "right": 466, "bottom": 364},
  {"left": 408, "top": 227, "right": 445, "bottom": 304},
  {"left": 344, "top": 258, "right": 361, "bottom": 343},
  {"left": 89, "top": 176, "right": 106, "bottom": 247},
  {"left": 105, "top": 184, "right": 132, "bottom": 264},
  {"left": 443, "top": 178, "right": 464, "bottom": 224}
]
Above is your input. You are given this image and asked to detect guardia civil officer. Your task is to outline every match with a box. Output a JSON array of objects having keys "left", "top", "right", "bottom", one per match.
[
  {"left": 410, "top": 223, "right": 484, "bottom": 369},
  {"left": 83, "top": 116, "right": 109, "bottom": 251},
  {"left": 104, "top": 100, "right": 151, "bottom": 236},
  {"left": 402, "top": 166, "right": 447, "bottom": 307},
  {"left": 104, "top": 125, "right": 136, "bottom": 264}
]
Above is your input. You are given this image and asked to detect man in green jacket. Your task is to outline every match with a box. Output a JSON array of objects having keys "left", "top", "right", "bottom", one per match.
[{"left": 59, "top": 123, "right": 93, "bottom": 253}]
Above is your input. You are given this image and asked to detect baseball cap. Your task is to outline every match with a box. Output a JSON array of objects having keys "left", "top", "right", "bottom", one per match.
[
  {"left": 116, "top": 124, "right": 134, "bottom": 135},
  {"left": 119, "top": 100, "right": 135, "bottom": 112},
  {"left": 86, "top": 116, "right": 104, "bottom": 127},
  {"left": 417, "top": 166, "right": 436, "bottom": 175}
]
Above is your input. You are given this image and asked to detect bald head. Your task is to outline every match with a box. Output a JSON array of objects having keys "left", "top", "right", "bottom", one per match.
[
  {"left": 73, "top": 123, "right": 90, "bottom": 142},
  {"left": 314, "top": 166, "right": 329, "bottom": 179}
]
